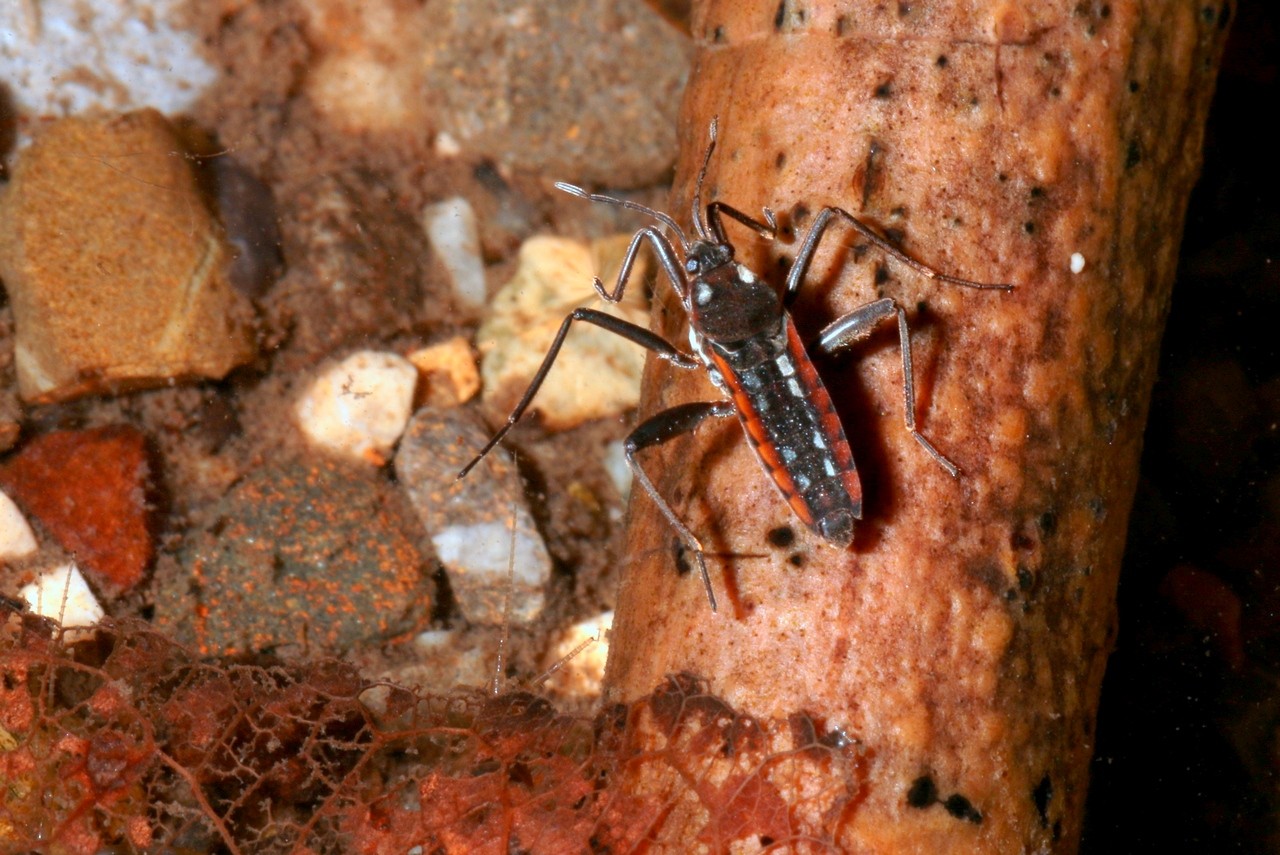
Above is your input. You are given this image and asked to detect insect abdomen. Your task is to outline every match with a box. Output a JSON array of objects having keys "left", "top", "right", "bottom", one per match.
[{"left": 713, "top": 318, "right": 862, "bottom": 546}]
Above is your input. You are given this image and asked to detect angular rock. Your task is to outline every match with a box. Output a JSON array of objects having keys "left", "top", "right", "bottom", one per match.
[
  {"left": 157, "top": 457, "right": 433, "bottom": 657},
  {"left": 408, "top": 337, "right": 481, "bottom": 408},
  {"left": 0, "top": 110, "right": 257, "bottom": 403},
  {"left": 477, "top": 235, "right": 650, "bottom": 431},
  {"left": 0, "top": 426, "right": 153, "bottom": 597},
  {"left": 395, "top": 408, "right": 551, "bottom": 625}
]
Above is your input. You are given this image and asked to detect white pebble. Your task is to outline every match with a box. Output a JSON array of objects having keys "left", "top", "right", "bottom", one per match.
[
  {"left": 602, "top": 440, "right": 632, "bottom": 500},
  {"left": 434, "top": 131, "right": 462, "bottom": 157},
  {"left": 423, "top": 197, "right": 486, "bottom": 308},
  {"left": 1070, "top": 252, "right": 1086, "bottom": 274},
  {"left": 0, "top": 0, "right": 217, "bottom": 127},
  {"left": 541, "top": 611, "right": 613, "bottom": 699},
  {"left": 19, "top": 563, "right": 103, "bottom": 629},
  {"left": 295, "top": 350, "right": 418, "bottom": 464},
  {"left": 0, "top": 490, "right": 38, "bottom": 560}
]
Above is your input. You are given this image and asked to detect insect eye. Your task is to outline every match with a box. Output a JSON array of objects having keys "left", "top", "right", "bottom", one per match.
[{"left": 685, "top": 258, "right": 698, "bottom": 273}]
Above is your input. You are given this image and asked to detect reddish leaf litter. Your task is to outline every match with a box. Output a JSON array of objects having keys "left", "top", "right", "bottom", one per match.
[{"left": 0, "top": 606, "right": 869, "bottom": 854}]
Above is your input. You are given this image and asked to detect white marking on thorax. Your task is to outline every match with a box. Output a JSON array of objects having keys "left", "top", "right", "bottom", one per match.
[
  {"left": 688, "top": 327, "right": 728, "bottom": 392},
  {"left": 735, "top": 264, "right": 757, "bottom": 284}
]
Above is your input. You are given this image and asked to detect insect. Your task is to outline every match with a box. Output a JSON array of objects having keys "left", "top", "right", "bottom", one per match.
[{"left": 459, "top": 120, "right": 1011, "bottom": 611}]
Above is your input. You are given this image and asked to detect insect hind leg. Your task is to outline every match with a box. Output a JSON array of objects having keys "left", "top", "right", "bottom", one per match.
[
  {"left": 815, "top": 298, "right": 960, "bottom": 477},
  {"left": 624, "top": 400, "right": 736, "bottom": 611}
]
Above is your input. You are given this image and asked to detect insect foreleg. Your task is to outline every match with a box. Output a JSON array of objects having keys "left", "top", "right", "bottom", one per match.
[
  {"left": 786, "top": 206, "right": 1012, "bottom": 304},
  {"left": 458, "top": 309, "right": 699, "bottom": 479},
  {"left": 815, "top": 298, "right": 960, "bottom": 478},
  {"left": 592, "top": 226, "right": 688, "bottom": 304},
  {"left": 625, "top": 400, "right": 736, "bottom": 611},
  {"left": 704, "top": 201, "right": 778, "bottom": 245}
]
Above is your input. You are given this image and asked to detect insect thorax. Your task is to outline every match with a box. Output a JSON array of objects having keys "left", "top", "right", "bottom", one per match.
[{"left": 689, "top": 263, "right": 783, "bottom": 345}]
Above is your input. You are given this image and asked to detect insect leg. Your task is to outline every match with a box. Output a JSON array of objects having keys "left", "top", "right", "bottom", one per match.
[
  {"left": 589, "top": 225, "right": 690, "bottom": 304},
  {"left": 815, "top": 298, "right": 960, "bottom": 477},
  {"left": 459, "top": 309, "right": 699, "bottom": 479},
  {"left": 704, "top": 201, "right": 778, "bottom": 245},
  {"left": 785, "top": 206, "right": 1012, "bottom": 304},
  {"left": 625, "top": 400, "right": 737, "bottom": 611}
]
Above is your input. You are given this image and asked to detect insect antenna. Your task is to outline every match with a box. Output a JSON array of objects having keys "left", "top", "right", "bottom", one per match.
[
  {"left": 690, "top": 117, "right": 719, "bottom": 241},
  {"left": 554, "top": 181, "right": 687, "bottom": 248}
]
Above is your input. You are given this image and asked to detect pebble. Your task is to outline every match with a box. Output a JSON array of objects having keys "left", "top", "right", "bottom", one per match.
[
  {"left": 0, "top": 426, "right": 152, "bottom": 597},
  {"left": 294, "top": 350, "right": 418, "bottom": 465},
  {"left": 601, "top": 440, "right": 633, "bottom": 502},
  {"left": 408, "top": 337, "right": 481, "bottom": 408},
  {"left": 540, "top": 611, "right": 613, "bottom": 700},
  {"left": 0, "top": 489, "right": 38, "bottom": 561},
  {"left": 300, "top": 0, "right": 430, "bottom": 135},
  {"left": 477, "top": 235, "right": 651, "bottom": 431},
  {"left": 420, "top": 0, "right": 689, "bottom": 187},
  {"left": 18, "top": 563, "right": 104, "bottom": 632},
  {"left": 0, "top": 111, "right": 257, "bottom": 404},
  {"left": 423, "top": 197, "right": 487, "bottom": 309},
  {"left": 0, "top": 0, "right": 217, "bottom": 123},
  {"left": 395, "top": 408, "right": 551, "bottom": 625},
  {"left": 210, "top": 157, "right": 286, "bottom": 299},
  {"left": 155, "top": 457, "right": 433, "bottom": 657}
]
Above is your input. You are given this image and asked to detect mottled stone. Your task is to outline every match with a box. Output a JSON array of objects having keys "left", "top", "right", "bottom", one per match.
[
  {"left": 0, "top": 426, "right": 153, "bottom": 597},
  {"left": 421, "top": 0, "right": 690, "bottom": 187},
  {"left": 159, "top": 457, "right": 433, "bottom": 657},
  {"left": 478, "top": 235, "right": 650, "bottom": 431},
  {"left": 395, "top": 408, "right": 550, "bottom": 624},
  {"left": 0, "top": 111, "right": 257, "bottom": 403},
  {"left": 0, "top": 0, "right": 217, "bottom": 121}
]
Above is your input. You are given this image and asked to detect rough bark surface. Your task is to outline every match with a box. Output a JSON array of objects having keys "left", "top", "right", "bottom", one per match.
[{"left": 605, "top": 1, "right": 1231, "bottom": 851}]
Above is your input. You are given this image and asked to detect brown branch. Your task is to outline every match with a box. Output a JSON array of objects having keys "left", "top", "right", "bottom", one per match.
[{"left": 605, "top": 1, "right": 1232, "bottom": 851}]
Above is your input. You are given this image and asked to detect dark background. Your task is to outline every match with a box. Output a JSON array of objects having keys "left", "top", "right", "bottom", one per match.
[{"left": 1082, "top": 2, "right": 1280, "bottom": 851}]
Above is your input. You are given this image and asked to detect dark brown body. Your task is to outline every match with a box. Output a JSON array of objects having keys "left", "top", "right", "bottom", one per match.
[{"left": 697, "top": 301, "right": 862, "bottom": 546}]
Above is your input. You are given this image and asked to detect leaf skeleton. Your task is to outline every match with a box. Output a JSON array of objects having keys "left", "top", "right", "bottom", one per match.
[{"left": 459, "top": 119, "right": 1012, "bottom": 612}]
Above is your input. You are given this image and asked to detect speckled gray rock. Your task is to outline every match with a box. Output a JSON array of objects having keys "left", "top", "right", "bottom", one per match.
[
  {"left": 156, "top": 457, "right": 433, "bottom": 656},
  {"left": 395, "top": 407, "right": 551, "bottom": 625},
  {"left": 421, "top": 0, "right": 690, "bottom": 188}
]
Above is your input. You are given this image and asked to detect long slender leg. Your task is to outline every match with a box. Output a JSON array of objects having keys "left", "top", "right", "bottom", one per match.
[
  {"left": 785, "top": 206, "right": 1013, "bottom": 304},
  {"left": 815, "top": 298, "right": 960, "bottom": 477},
  {"left": 625, "top": 400, "right": 737, "bottom": 611},
  {"left": 458, "top": 309, "right": 699, "bottom": 479},
  {"left": 704, "top": 201, "right": 777, "bottom": 245},
  {"left": 588, "top": 225, "right": 690, "bottom": 304}
]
